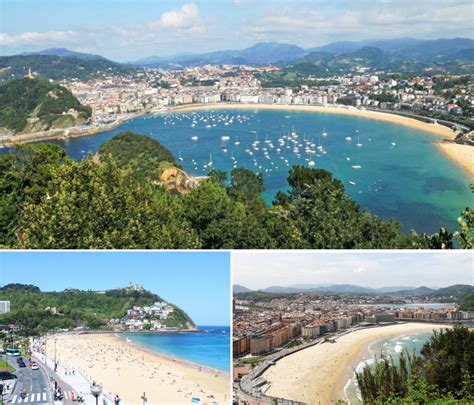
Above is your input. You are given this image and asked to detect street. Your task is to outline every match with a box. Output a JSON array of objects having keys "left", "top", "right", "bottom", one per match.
[{"left": 3, "top": 355, "right": 51, "bottom": 404}]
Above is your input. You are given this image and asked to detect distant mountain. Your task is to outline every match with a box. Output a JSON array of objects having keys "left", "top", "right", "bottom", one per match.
[
  {"left": 260, "top": 284, "right": 383, "bottom": 294},
  {"left": 428, "top": 284, "right": 474, "bottom": 301},
  {"left": 375, "top": 286, "right": 417, "bottom": 293},
  {"left": 233, "top": 284, "right": 253, "bottom": 293},
  {"left": 288, "top": 283, "right": 332, "bottom": 289},
  {"left": 398, "top": 286, "right": 436, "bottom": 296},
  {"left": 132, "top": 42, "right": 306, "bottom": 67},
  {"left": 24, "top": 48, "right": 109, "bottom": 61},
  {"left": 308, "top": 37, "right": 474, "bottom": 59}
]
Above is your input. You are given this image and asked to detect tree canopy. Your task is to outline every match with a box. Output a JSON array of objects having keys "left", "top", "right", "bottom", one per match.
[
  {"left": 0, "top": 78, "right": 91, "bottom": 133},
  {"left": 355, "top": 325, "right": 474, "bottom": 404},
  {"left": 0, "top": 284, "right": 193, "bottom": 336}
]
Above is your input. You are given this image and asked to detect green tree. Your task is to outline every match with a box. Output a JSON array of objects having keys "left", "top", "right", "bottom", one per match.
[{"left": 17, "top": 156, "right": 200, "bottom": 248}]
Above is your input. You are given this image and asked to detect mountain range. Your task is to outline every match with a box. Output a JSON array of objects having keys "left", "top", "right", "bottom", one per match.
[
  {"left": 233, "top": 284, "right": 474, "bottom": 300},
  {"left": 128, "top": 38, "right": 474, "bottom": 68},
  {"left": 1, "top": 37, "right": 472, "bottom": 83}
]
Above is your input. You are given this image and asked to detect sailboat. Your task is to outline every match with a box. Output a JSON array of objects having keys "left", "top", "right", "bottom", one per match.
[
  {"left": 178, "top": 151, "right": 183, "bottom": 162},
  {"left": 356, "top": 135, "right": 363, "bottom": 147},
  {"left": 322, "top": 129, "right": 328, "bottom": 136},
  {"left": 234, "top": 136, "right": 240, "bottom": 145},
  {"left": 208, "top": 153, "right": 213, "bottom": 167}
]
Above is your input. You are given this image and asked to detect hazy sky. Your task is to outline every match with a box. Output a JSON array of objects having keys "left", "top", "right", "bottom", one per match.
[
  {"left": 233, "top": 251, "right": 474, "bottom": 289},
  {"left": 1, "top": 0, "right": 472, "bottom": 61},
  {"left": 0, "top": 251, "right": 230, "bottom": 326}
]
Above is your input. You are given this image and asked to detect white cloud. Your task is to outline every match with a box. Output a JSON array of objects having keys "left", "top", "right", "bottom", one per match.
[
  {"left": 241, "top": 0, "right": 474, "bottom": 46},
  {"left": 0, "top": 31, "right": 77, "bottom": 47},
  {"left": 150, "top": 3, "right": 203, "bottom": 31},
  {"left": 233, "top": 251, "right": 474, "bottom": 290}
]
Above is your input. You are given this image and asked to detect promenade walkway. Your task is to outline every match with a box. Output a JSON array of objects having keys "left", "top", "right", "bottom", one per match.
[{"left": 33, "top": 351, "right": 117, "bottom": 405}]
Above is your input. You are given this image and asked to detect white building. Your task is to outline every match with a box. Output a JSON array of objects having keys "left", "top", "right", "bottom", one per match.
[{"left": 0, "top": 301, "right": 11, "bottom": 314}]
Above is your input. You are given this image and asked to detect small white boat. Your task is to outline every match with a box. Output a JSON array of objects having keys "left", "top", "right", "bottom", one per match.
[
  {"left": 308, "top": 160, "right": 315, "bottom": 166},
  {"left": 349, "top": 181, "right": 356, "bottom": 185},
  {"left": 178, "top": 151, "right": 183, "bottom": 162},
  {"left": 221, "top": 135, "right": 230, "bottom": 141},
  {"left": 345, "top": 136, "right": 352, "bottom": 141},
  {"left": 191, "top": 136, "right": 198, "bottom": 141},
  {"left": 234, "top": 137, "right": 240, "bottom": 145},
  {"left": 352, "top": 165, "right": 362, "bottom": 169},
  {"left": 322, "top": 129, "right": 328, "bottom": 136},
  {"left": 391, "top": 142, "right": 396, "bottom": 146}
]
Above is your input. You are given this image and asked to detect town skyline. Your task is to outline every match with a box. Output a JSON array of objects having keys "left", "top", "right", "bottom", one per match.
[{"left": 2, "top": 0, "right": 473, "bottom": 61}]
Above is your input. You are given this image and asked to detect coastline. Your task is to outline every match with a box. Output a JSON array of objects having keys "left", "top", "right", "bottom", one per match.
[
  {"left": 436, "top": 141, "right": 474, "bottom": 178},
  {"left": 262, "top": 323, "right": 451, "bottom": 405},
  {"left": 45, "top": 333, "right": 230, "bottom": 404},
  {"left": 170, "top": 103, "right": 456, "bottom": 139},
  {"left": 3, "top": 102, "right": 471, "bottom": 177},
  {"left": 116, "top": 332, "right": 229, "bottom": 377}
]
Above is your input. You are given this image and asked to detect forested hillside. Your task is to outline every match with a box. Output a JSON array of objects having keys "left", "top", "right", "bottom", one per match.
[
  {"left": 0, "top": 283, "right": 193, "bottom": 335},
  {"left": 0, "top": 78, "right": 91, "bottom": 133}
]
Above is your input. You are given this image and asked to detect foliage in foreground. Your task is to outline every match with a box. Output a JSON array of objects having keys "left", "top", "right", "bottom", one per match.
[
  {"left": 0, "top": 134, "right": 472, "bottom": 249},
  {"left": 355, "top": 326, "right": 474, "bottom": 404}
]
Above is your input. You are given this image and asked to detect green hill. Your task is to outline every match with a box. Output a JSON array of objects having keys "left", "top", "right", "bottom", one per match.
[
  {"left": 0, "top": 54, "right": 137, "bottom": 83},
  {"left": 428, "top": 284, "right": 474, "bottom": 302},
  {"left": 98, "top": 131, "right": 176, "bottom": 180},
  {"left": 459, "top": 293, "right": 474, "bottom": 311},
  {"left": 0, "top": 283, "right": 194, "bottom": 335},
  {"left": 0, "top": 77, "right": 91, "bottom": 134}
]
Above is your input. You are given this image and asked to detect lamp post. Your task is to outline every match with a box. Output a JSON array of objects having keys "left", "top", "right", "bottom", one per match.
[
  {"left": 140, "top": 392, "right": 147, "bottom": 405},
  {"left": 54, "top": 339, "right": 57, "bottom": 372},
  {"left": 90, "top": 384, "right": 102, "bottom": 405}
]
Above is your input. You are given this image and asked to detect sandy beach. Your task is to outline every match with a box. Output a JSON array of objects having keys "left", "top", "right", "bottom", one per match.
[
  {"left": 437, "top": 142, "right": 474, "bottom": 178},
  {"left": 262, "top": 323, "right": 451, "bottom": 405},
  {"left": 45, "top": 333, "right": 229, "bottom": 405}
]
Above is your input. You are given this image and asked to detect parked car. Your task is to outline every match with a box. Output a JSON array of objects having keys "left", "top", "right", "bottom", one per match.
[
  {"left": 18, "top": 361, "right": 26, "bottom": 368},
  {"left": 31, "top": 362, "right": 39, "bottom": 370},
  {"left": 0, "top": 371, "right": 17, "bottom": 380},
  {"left": 16, "top": 357, "right": 23, "bottom": 364}
]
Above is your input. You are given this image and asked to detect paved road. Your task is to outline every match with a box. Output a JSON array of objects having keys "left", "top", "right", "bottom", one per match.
[{"left": 3, "top": 355, "right": 52, "bottom": 405}]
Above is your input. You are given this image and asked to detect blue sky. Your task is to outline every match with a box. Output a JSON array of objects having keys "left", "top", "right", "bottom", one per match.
[
  {"left": 1, "top": 0, "right": 472, "bottom": 61},
  {"left": 234, "top": 251, "right": 474, "bottom": 289},
  {"left": 0, "top": 251, "right": 230, "bottom": 326}
]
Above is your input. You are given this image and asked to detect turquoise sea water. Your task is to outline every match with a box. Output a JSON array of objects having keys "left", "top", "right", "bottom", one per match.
[
  {"left": 123, "top": 326, "right": 230, "bottom": 372},
  {"left": 344, "top": 331, "right": 434, "bottom": 404},
  {"left": 4, "top": 109, "right": 472, "bottom": 232}
]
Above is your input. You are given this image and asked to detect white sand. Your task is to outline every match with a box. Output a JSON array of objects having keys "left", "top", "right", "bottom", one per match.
[
  {"left": 46, "top": 334, "right": 229, "bottom": 405},
  {"left": 437, "top": 142, "right": 474, "bottom": 178},
  {"left": 262, "top": 323, "right": 450, "bottom": 405}
]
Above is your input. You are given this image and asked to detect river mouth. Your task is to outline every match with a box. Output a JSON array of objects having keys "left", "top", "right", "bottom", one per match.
[{"left": 3, "top": 108, "right": 471, "bottom": 233}]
